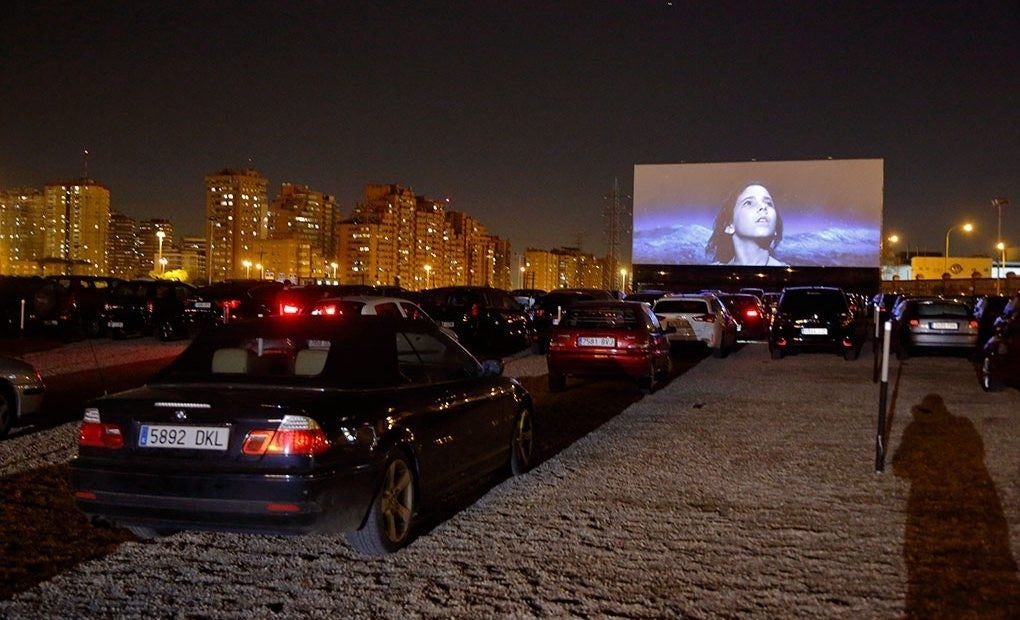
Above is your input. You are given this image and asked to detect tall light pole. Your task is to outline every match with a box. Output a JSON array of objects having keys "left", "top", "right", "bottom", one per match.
[
  {"left": 619, "top": 267, "right": 628, "bottom": 294},
  {"left": 155, "top": 230, "right": 166, "bottom": 274},
  {"left": 944, "top": 222, "right": 973, "bottom": 276},
  {"left": 242, "top": 259, "right": 252, "bottom": 279},
  {"left": 330, "top": 261, "right": 338, "bottom": 280},
  {"left": 997, "top": 242, "right": 1007, "bottom": 293}
]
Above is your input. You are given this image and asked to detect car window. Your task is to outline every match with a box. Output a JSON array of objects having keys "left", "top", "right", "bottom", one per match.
[
  {"left": 917, "top": 303, "right": 970, "bottom": 318},
  {"left": 395, "top": 330, "right": 478, "bottom": 384},
  {"left": 655, "top": 300, "right": 708, "bottom": 313},
  {"left": 562, "top": 306, "right": 639, "bottom": 329},
  {"left": 373, "top": 302, "right": 401, "bottom": 317}
]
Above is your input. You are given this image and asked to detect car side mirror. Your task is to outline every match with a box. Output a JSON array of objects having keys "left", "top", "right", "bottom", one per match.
[{"left": 480, "top": 359, "right": 504, "bottom": 376}]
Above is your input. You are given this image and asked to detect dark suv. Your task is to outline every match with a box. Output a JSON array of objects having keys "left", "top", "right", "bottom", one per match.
[
  {"left": 529, "top": 288, "right": 617, "bottom": 353},
  {"left": 418, "top": 286, "right": 532, "bottom": 356},
  {"left": 103, "top": 280, "right": 203, "bottom": 340},
  {"left": 769, "top": 286, "right": 866, "bottom": 360},
  {"left": 29, "top": 275, "right": 123, "bottom": 340}
]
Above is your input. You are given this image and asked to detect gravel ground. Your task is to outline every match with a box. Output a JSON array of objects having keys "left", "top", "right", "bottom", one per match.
[{"left": 1, "top": 343, "right": 1018, "bottom": 617}]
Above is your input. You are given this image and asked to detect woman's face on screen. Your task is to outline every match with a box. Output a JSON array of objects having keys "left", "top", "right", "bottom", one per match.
[{"left": 729, "top": 184, "right": 777, "bottom": 240}]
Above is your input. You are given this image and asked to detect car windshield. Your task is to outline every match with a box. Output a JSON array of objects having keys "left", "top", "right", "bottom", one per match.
[
  {"left": 781, "top": 292, "right": 847, "bottom": 315},
  {"left": 655, "top": 300, "right": 708, "bottom": 313},
  {"left": 561, "top": 306, "right": 640, "bottom": 329},
  {"left": 153, "top": 316, "right": 403, "bottom": 388},
  {"left": 917, "top": 303, "right": 970, "bottom": 317}
]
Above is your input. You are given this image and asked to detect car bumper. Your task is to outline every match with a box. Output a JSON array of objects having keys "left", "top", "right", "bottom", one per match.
[
  {"left": 16, "top": 384, "right": 45, "bottom": 417},
  {"left": 547, "top": 352, "right": 656, "bottom": 377},
  {"left": 71, "top": 460, "right": 380, "bottom": 536}
]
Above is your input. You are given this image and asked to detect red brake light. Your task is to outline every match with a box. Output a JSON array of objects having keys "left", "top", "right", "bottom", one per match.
[
  {"left": 317, "top": 304, "right": 339, "bottom": 316},
  {"left": 968, "top": 320, "right": 979, "bottom": 329},
  {"left": 242, "top": 416, "right": 329, "bottom": 456},
  {"left": 78, "top": 409, "right": 124, "bottom": 449},
  {"left": 745, "top": 309, "right": 759, "bottom": 318},
  {"left": 470, "top": 303, "right": 481, "bottom": 317},
  {"left": 281, "top": 303, "right": 301, "bottom": 315},
  {"left": 909, "top": 319, "right": 920, "bottom": 327}
]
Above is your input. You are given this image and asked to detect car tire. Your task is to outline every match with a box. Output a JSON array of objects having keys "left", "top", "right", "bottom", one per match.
[
  {"left": 346, "top": 452, "right": 417, "bottom": 555},
  {"left": 655, "top": 355, "right": 673, "bottom": 381},
  {"left": 638, "top": 362, "right": 655, "bottom": 394},
  {"left": 844, "top": 345, "right": 859, "bottom": 361},
  {"left": 770, "top": 345, "right": 783, "bottom": 360},
  {"left": 0, "top": 383, "right": 15, "bottom": 439},
  {"left": 509, "top": 407, "right": 535, "bottom": 476},
  {"left": 980, "top": 355, "right": 1002, "bottom": 392},
  {"left": 548, "top": 370, "right": 566, "bottom": 392},
  {"left": 157, "top": 320, "right": 176, "bottom": 342}
]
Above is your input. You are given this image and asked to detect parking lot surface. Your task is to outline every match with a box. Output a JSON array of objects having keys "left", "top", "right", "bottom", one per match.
[{"left": 1, "top": 343, "right": 1018, "bottom": 617}]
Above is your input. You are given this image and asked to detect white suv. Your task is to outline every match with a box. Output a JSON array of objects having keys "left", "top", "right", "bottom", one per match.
[{"left": 652, "top": 294, "right": 738, "bottom": 358}]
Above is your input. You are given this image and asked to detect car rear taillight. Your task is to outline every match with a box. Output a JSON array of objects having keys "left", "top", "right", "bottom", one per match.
[
  {"left": 470, "top": 303, "right": 482, "bottom": 317},
  {"left": 909, "top": 319, "right": 920, "bottom": 327},
  {"left": 146, "top": 301, "right": 155, "bottom": 314},
  {"left": 968, "top": 320, "right": 979, "bottom": 329},
  {"left": 314, "top": 304, "right": 341, "bottom": 316},
  {"left": 280, "top": 303, "right": 301, "bottom": 315},
  {"left": 78, "top": 408, "right": 124, "bottom": 449},
  {"left": 744, "top": 309, "right": 759, "bottom": 319},
  {"left": 242, "top": 415, "right": 329, "bottom": 456}
]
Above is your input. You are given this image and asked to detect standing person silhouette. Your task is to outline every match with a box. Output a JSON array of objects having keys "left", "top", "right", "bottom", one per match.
[{"left": 706, "top": 183, "right": 787, "bottom": 266}]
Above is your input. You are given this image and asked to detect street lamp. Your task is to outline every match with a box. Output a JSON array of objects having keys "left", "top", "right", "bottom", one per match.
[
  {"left": 330, "top": 262, "right": 338, "bottom": 280},
  {"left": 944, "top": 222, "right": 973, "bottom": 276},
  {"left": 242, "top": 259, "right": 252, "bottom": 279},
  {"left": 155, "top": 230, "right": 165, "bottom": 273},
  {"left": 619, "top": 267, "right": 628, "bottom": 294},
  {"left": 159, "top": 257, "right": 167, "bottom": 274}
]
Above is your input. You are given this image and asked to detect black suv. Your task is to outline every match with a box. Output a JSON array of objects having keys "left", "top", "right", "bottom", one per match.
[
  {"left": 29, "top": 275, "right": 124, "bottom": 340},
  {"left": 103, "top": 279, "right": 203, "bottom": 340},
  {"left": 529, "top": 288, "right": 617, "bottom": 353},
  {"left": 418, "top": 286, "right": 532, "bottom": 356},
  {"left": 769, "top": 286, "right": 866, "bottom": 360}
]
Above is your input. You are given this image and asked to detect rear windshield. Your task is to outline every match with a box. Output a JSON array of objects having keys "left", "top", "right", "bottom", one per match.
[
  {"left": 780, "top": 291, "right": 848, "bottom": 315},
  {"left": 916, "top": 303, "right": 971, "bottom": 318},
  {"left": 655, "top": 300, "right": 708, "bottom": 313},
  {"left": 561, "top": 306, "right": 640, "bottom": 329}
]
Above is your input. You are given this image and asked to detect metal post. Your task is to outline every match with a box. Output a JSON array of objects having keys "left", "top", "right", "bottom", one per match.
[{"left": 876, "top": 321, "right": 892, "bottom": 472}]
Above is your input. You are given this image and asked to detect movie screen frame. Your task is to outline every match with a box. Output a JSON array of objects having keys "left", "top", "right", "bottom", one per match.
[{"left": 632, "top": 159, "right": 884, "bottom": 268}]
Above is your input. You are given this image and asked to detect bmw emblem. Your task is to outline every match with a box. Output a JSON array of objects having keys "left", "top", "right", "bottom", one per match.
[{"left": 175, "top": 410, "right": 187, "bottom": 421}]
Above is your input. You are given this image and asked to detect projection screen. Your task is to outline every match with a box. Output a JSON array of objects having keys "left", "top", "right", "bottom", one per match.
[{"left": 632, "top": 159, "right": 883, "bottom": 268}]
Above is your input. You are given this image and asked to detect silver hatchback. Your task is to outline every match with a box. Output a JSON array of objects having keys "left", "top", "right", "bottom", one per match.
[{"left": 892, "top": 297, "right": 978, "bottom": 359}]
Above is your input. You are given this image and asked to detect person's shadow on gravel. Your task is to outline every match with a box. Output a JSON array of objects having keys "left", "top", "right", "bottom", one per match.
[{"left": 892, "top": 393, "right": 1020, "bottom": 617}]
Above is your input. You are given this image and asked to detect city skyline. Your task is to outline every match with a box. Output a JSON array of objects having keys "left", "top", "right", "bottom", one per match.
[{"left": 2, "top": 2, "right": 1017, "bottom": 258}]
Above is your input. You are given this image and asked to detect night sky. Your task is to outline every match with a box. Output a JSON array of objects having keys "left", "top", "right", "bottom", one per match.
[{"left": 2, "top": 1, "right": 1017, "bottom": 259}]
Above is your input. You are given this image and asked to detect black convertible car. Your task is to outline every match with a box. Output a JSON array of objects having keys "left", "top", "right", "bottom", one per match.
[{"left": 71, "top": 314, "right": 535, "bottom": 555}]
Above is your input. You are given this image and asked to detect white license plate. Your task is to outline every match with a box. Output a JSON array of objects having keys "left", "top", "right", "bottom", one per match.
[
  {"left": 108, "top": 321, "right": 124, "bottom": 328},
  {"left": 801, "top": 327, "right": 829, "bottom": 335},
  {"left": 577, "top": 336, "right": 615, "bottom": 347},
  {"left": 194, "top": 301, "right": 212, "bottom": 309},
  {"left": 440, "top": 321, "right": 455, "bottom": 328},
  {"left": 139, "top": 425, "right": 230, "bottom": 451},
  {"left": 930, "top": 321, "right": 958, "bottom": 330}
]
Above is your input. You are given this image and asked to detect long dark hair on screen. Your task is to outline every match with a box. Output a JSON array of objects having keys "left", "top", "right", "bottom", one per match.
[{"left": 704, "top": 184, "right": 784, "bottom": 264}]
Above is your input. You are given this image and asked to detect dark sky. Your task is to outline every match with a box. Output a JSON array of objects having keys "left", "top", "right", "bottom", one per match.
[{"left": 2, "top": 1, "right": 1017, "bottom": 259}]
